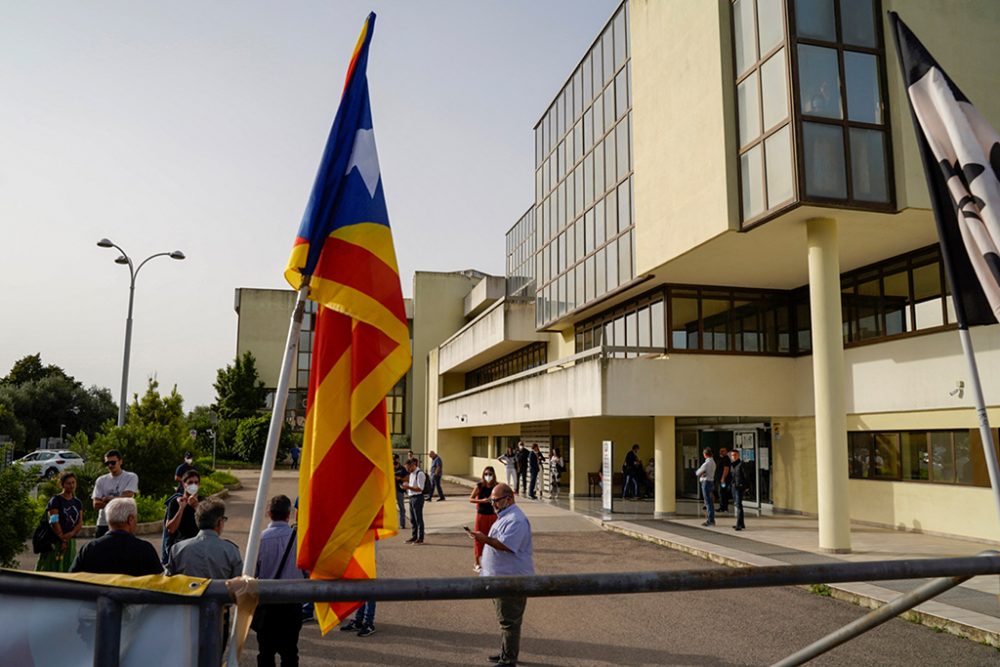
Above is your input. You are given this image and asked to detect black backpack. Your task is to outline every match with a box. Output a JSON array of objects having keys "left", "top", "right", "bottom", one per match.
[
  {"left": 420, "top": 469, "right": 433, "bottom": 496},
  {"left": 32, "top": 516, "right": 58, "bottom": 555}
]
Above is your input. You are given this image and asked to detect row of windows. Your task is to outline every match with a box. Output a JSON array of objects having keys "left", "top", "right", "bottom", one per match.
[
  {"left": 506, "top": 207, "right": 536, "bottom": 299},
  {"left": 849, "top": 430, "right": 999, "bottom": 487},
  {"left": 465, "top": 343, "right": 549, "bottom": 390},
  {"left": 535, "top": 3, "right": 629, "bottom": 167},
  {"left": 574, "top": 244, "right": 956, "bottom": 356}
]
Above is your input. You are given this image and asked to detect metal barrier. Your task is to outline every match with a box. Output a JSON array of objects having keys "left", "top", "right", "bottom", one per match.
[{"left": 2, "top": 551, "right": 997, "bottom": 666}]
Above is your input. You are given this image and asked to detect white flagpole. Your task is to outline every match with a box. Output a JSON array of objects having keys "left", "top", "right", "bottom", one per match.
[
  {"left": 956, "top": 328, "right": 1000, "bottom": 525},
  {"left": 226, "top": 281, "right": 310, "bottom": 665}
]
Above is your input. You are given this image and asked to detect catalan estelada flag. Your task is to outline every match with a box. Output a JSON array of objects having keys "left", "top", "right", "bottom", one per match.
[{"left": 284, "top": 12, "right": 410, "bottom": 634}]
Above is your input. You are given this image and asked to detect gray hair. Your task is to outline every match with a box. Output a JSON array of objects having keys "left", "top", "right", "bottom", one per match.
[
  {"left": 106, "top": 497, "right": 137, "bottom": 526},
  {"left": 196, "top": 498, "right": 227, "bottom": 530}
]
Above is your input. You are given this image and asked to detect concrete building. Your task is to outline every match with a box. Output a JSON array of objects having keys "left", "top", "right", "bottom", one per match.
[{"left": 424, "top": 0, "right": 1000, "bottom": 547}]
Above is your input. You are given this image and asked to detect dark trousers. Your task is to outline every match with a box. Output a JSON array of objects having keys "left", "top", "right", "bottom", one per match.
[
  {"left": 493, "top": 596, "right": 527, "bottom": 665},
  {"left": 732, "top": 486, "right": 745, "bottom": 529},
  {"left": 255, "top": 604, "right": 303, "bottom": 667},
  {"left": 717, "top": 481, "right": 729, "bottom": 511},
  {"left": 409, "top": 494, "right": 425, "bottom": 540},
  {"left": 431, "top": 475, "right": 445, "bottom": 500},
  {"left": 516, "top": 469, "right": 528, "bottom": 495},
  {"left": 395, "top": 488, "right": 406, "bottom": 528},
  {"left": 528, "top": 469, "right": 539, "bottom": 498}
]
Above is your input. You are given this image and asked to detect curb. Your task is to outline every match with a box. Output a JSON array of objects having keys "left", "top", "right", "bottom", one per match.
[{"left": 598, "top": 519, "right": 1000, "bottom": 649}]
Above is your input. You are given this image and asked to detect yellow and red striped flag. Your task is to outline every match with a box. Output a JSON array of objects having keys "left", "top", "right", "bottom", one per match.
[{"left": 284, "top": 12, "right": 410, "bottom": 634}]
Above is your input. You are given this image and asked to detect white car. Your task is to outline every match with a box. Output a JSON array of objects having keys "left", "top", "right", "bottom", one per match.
[{"left": 13, "top": 450, "right": 85, "bottom": 478}]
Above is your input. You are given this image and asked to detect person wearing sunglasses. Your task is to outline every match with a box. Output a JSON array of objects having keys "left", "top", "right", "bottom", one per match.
[
  {"left": 467, "top": 483, "right": 535, "bottom": 667},
  {"left": 92, "top": 449, "right": 139, "bottom": 538}
]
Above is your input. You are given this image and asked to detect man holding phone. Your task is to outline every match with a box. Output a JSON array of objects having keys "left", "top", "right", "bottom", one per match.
[{"left": 467, "top": 483, "right": 534, "bottom": 667}]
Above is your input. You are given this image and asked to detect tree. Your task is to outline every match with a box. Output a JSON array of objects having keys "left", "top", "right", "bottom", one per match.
[
  {"left": 233, "top": 414, "right": 293, "bottom": 463},
  {"left": 213, "top": 352, "right": 267, "bottom": 420},
  {"left": 0, "top": 395, "right": 25, "bottom": 449},
  {"left": 0, "top": 466, "right": 39, "bottom": 567},
  {"left": 1, "top": 353, "right": 61, "bottom": 386},
  {"left": 84, "top": 378, "right": 189, "bottom": 497}
]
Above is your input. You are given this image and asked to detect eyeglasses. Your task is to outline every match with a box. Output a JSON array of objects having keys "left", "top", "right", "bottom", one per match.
[
  {"left": 222, "top": 516, "right": 229, "bottom": 522},
  {"left": 489, "top": 495, "right": 512, "bottom": 506},
  {"left": 104, "top": 460, "right": 119, "bottom": 467}
]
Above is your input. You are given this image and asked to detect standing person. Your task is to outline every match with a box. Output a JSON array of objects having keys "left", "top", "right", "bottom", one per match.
[
  {"left": 716, "top": 447, "right": 731, "bottom": 512},
  {"left": 528, "top": 444, "right": 544, "bottom": 500},
  {"left": 695, "top": 448, "right": 717, "bottom": 527},
  {"left": 729, "top": 449, "right": 749, "bottom": 531},
  {"left": 162, "top": 469, "right": 203, "bottom": 564},
  {"left": 393, "top": 453, "right": 407, "bottom": 530},
  {"left": 166, "top": 498, "right": 242, "bottom": 579},
  {"left": 339, "top": 543, "right": 380, "bottom": 637},
  {"left": 428, "top": 451, "right": 445, "bottom": 501},
  {"left": 622, "top": 444, "right": 642, "bottom": 499},
  {"left": 401, "top": 458, "right": 426, "bottom": 544},
  {"left": 514, "top": 442, "right": 529, "bottom": 496},
  {"left": 70, "top": 498, "right": 163, "bottom": 575},
  {"left": 174, "top": 451, "right": 195, "bottom": 492},
  {"left": 289, "top": 444, "right": 301, "bottom": 470},
  {"left": 548, "top": 448, "right": 564, "bottom": 500},
  {"left": 469, "top": 466, "right": 498, "bottom": 572},
  {"left": 498, "top": 447, "right": 517, "bottom": 488},
  {"left": 36, "top": 471, "right": 83, "bottom": 572},
  {"left": 467, "top": 483, "right": 534, "bottom": 667},
  {"left": 254, "top": 495, "right": 305, "bottom": 667},
  {"left": 92, "top": 450, "right": 139, "bottom": 539}
]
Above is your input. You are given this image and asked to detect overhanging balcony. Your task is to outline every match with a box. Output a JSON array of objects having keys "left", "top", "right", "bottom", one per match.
[{"left": 438, "top": 298, "right": 548, "bottom": 374}]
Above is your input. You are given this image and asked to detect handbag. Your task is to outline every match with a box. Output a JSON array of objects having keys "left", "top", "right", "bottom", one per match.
[
  {"left": 32, "top": 517, "right": 58, "bottom": 555},
  {"left": 251, "top": 528, "right": 297, "bottom": 632}
]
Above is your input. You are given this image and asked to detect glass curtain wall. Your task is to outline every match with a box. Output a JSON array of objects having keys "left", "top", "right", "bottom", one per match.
[
  {"left": 506, "top": 207, "right": 536, "bottom": 299},
  {"left": 533, "top": 3, "right": 633, "bottom": 328}
]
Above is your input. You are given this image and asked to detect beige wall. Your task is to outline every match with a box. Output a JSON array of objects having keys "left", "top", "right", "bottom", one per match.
[
  {"left": 547, "top": 327, "right": 575, "bottom": 363},
  {"left": 630, "top": 0, "right": 737, "bottom": 275},
  {"left": 234, "top": 288, "right": 297, "bottom": 388},
  {"left": 771, "top": 416, "right": 819, "bottom": 515},
  {"left": 412, "top": 272, "right": 481, "bottom": 454},
  {"left": 569, "top": 417, "right": 654, "bottom": 496},
  {"left": 848, "top": 479, "right": 995, "bottom": 541}
]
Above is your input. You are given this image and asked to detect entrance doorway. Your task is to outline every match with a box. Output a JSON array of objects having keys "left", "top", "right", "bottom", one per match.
[{"left": 676, "top": 422, "right": 772, "bottom": 510}]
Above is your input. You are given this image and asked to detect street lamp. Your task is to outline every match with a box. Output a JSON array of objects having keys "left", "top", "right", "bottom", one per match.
[{"left": 97, "top": 238, "right": 185, "bottom": 426}]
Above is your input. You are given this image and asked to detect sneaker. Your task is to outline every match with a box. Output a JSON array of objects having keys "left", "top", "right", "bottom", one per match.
[
  {"left": 405, "top": 537, "right": 417, "bottom": 544},
  {"left": 357, "top": 625, "right": 376, "bottom": 637},
  {"left": 701, "top": 521, "right": 715, "bottom": 526},
  {"left": 416, "top": 538, "right": 424, "bottom": 544},
  {"left": 340, "top": 620, "right": 361, "bottom": 632},
  {"left": 473, "top": 564, "right": 481, "bottom": 573}
]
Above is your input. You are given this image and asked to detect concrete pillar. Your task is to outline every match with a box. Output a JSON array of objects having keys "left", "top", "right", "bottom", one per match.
[
  {"left": 569, "top": 420, "right": 602, "bottom": 497},
  {"left": 806, "top": 217, "right": 852, "bottom": 553},
  {"left": 654, "top": 416, "right": 676, "bottom": 517}
]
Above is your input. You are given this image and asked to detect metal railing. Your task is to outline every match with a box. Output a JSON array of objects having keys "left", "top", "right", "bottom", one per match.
[{"left": 2, "top": 551, "right": 997, "bottom": 666}]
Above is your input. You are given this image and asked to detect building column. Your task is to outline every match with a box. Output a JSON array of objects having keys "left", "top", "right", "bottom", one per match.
[
  {"left": 807, "top": 217, "right": 851, "bottom": 553},
  {"left": 654, "top": 416, "right": 676, "bottom": 517}
]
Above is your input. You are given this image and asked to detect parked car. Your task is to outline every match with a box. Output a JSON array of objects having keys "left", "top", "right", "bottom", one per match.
[{"left": 13, "top": 450, "right": 85, "bottom": 478}]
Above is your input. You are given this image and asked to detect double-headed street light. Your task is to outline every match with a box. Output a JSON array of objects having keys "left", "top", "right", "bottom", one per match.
[{"left": 97, "top": 238, "right": 185, "bottom": 426}]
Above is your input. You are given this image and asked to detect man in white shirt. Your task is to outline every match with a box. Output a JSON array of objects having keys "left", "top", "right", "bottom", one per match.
[
  {"left": 92, "top": 449, "right": 139, "bottom": 538},
  {"left": 695, "top": 448, "right": 717, "bottom": 527},
  {"left": 401, "top": 458, "right": 427, "bottom": 544}
]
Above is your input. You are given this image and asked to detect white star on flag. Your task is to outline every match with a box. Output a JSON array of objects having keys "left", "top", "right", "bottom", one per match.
[{"left": 345, "top": 128, "right": 381, "bottom": 198}]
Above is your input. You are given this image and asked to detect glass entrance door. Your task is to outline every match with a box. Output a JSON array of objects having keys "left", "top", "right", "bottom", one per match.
[
  {"left": 733, "top": 428, "right": 772, "bottom": 508},
  {"left": 676, "top": 430, "right": 700, "bottom": 498}
]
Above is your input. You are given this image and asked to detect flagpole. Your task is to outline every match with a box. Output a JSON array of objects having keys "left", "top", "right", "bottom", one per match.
[
  {"left": 956, "top": 328, "right": 1000, "bottom": 523},
  {"left": 226, "top": 280, "right": 310, "bottom": 665}
]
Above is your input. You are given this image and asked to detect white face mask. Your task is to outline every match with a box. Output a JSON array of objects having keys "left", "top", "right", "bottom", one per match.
[
  {"left": 184, "top": 458, "right": 193, "bottom": 465},
  {"left": 185, "top": 483, "right": 199, "bottom": 495},
  {"left": 484, "top": 474, "right": 494, "bottom": 482}
]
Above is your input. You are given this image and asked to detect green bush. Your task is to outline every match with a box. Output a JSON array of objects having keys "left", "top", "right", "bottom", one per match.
[
  {"left": 209, "top": 470, "right": 239, "bottom": 486},
  {"left": 233, "top": 415, "right": 291, "bottom": 463},
  {"left": 0, "top": 466, "right": 41, "bottom": 567},
  {"left": 135, "top": 493, "right": 168, "bottom": 524},
  {"left": 199, "top": 477, "right": 224, "bottom": 497}
]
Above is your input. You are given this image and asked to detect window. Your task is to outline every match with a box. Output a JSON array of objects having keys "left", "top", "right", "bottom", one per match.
[
  {"left": 465, "top": 343, "right": 548, "bottom": 390},
  {"left": 733, "top": 0, "right": 794, "bottom": 224},
  {"left": 472, "top": 437, "right": 489, "bottom": 459},
  {"left": 849, "top": 429, "right": 999, "bottom": 486},
  {"left": 387, "top": 376, "right": 406, "bottom": 436},
  {"left": 793, "top": 0, "right": 891, "bottom": 206}
]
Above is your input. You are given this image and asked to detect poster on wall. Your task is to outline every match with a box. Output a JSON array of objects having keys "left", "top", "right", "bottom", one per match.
[{"left": 602, "top": 440, "right": 613, "bottom": 513}]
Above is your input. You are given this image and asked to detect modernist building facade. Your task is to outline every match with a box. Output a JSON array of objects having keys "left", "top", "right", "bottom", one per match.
[{"left": 424, "top": 0, "right": 1000, "bottom": 547}]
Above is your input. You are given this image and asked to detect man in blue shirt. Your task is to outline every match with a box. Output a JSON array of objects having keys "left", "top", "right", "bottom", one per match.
[
  {"left": 254, "top": 495, "right": 304, "bottom": 667},
  {"left": 428, "top": 451, "right": 445, "bottom": 501},
  {"left": 468, "top": 483, "right": 534, "bottom": 667}
]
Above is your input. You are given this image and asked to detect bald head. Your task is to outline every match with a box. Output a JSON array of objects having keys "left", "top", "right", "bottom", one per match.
[{"left": 490, "top": 483, "right": 515, "bottom": 512}]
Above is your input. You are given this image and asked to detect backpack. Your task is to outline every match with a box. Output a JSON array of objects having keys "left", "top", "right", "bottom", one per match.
[
  {"left": 420, "top": 470, "right": 433, "bottom": 496},
  {"left": 32, "top": 516, "right": 58, "bottom": 555},
  {"left": 160, "top": 492, "right": 183, "bottom": 564}
]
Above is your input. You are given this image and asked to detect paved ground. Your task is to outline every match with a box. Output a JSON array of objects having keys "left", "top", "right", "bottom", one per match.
[{"left": 19, "top": 470, "right": 1000, "bottom": 665}]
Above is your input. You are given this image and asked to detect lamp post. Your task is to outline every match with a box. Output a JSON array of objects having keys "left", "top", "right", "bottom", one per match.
[
  {"left": 97, "top": 238, "right": 185, "bottom": 426},
  {"left": 59, "top": 424, "right": 66, "bottom": 443}
]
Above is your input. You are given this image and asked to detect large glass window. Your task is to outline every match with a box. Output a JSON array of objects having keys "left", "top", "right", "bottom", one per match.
[
  {"left": 850, "top": 429, "right": 999, "bottom": 487},
  {"left": 465, "top": 343, "right": 548, "bottom": 390},
  {"left": 733, "top": 0, "right": 793, "bottom": 225}
]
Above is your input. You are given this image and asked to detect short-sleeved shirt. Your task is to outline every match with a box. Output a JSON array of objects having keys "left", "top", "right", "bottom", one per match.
[
  {"left": 481, "top": 503, "right": 534, "bottom": 577},
  {"left": 407, "top": 469, "right": 426, "bottom": 497},
  {"left": 166, "top": 495, "right": 201, "bottom": 544},
  {"left": 47, "top": 494, "right": 83, "bottom": 534},
  {"left": 92, "top": 470, "right": 140, "bottom": 527},
  {"left": 430, "top": 456, "right": 442, "bottom": 477}
]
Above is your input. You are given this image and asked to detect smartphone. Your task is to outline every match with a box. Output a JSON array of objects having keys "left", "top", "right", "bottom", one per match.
[{"left": 462, "top": 526, "right": 471, "bottom": 533}]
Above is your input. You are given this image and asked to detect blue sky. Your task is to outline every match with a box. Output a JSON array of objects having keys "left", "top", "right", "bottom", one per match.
[{"left": 0, "top": 1, "right": 618, "bottom": 410}]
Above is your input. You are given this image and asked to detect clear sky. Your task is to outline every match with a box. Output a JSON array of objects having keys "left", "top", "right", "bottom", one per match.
[{"left": 0, "top": 1, "right": 618, "bottom": 410}]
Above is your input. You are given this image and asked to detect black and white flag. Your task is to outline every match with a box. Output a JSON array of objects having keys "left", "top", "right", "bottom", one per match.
[{"left": 890, "top": 12, "right": 1000, "bottom": 328}]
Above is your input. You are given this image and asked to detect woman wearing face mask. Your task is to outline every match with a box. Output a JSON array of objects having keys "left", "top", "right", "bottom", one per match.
[
  {"left": 161, "top": 469, "right": 203, "bottom": 564},
  {"left": 468, "top": 466, "right": 498, "bottom": 572},
  {"left": 36, "top": 472, "right": 83, "bottom": 572},
  {"left": 497, "top": 447, "right": 517, "bottom": 488}
]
